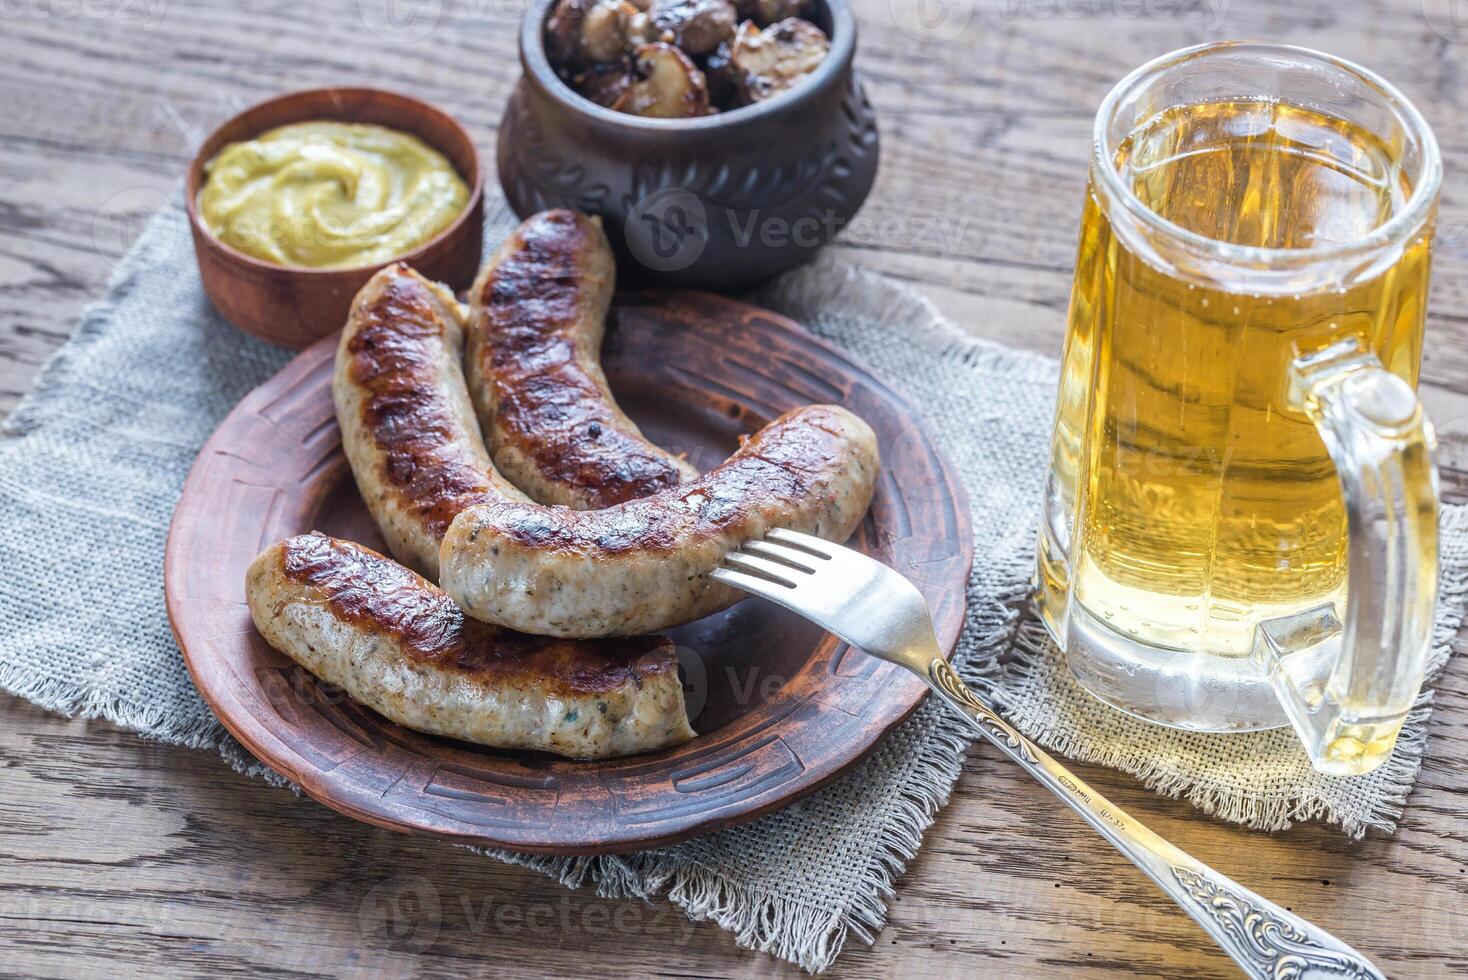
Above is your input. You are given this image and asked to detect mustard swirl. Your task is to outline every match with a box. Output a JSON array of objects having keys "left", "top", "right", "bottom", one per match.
[{"left": 198, "top": 121, "right": 469, "bottom": 269}]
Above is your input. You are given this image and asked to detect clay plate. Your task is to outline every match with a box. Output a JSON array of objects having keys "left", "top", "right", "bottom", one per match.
[{"left": 165, "top": 291, "right": 972, "bottom": 855}]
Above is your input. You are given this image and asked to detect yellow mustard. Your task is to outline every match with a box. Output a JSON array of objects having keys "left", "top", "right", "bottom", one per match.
[{"left": 198, "top": 121, "right": 469, "bottom": 269}]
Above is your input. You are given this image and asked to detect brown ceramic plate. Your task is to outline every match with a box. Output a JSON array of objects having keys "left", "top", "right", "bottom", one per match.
[{"left": 164, "top": 291, "right": 971, "bottom": 855}]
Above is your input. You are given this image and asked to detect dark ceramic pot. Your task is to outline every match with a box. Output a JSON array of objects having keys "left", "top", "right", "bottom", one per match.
[{"left": 498, "top": 0, "right": 879, "bottom": 291}]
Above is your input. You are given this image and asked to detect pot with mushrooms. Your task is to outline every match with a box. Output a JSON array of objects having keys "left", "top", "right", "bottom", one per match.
[
  {"left": 544, "top": 0, "right": 832, "bottom": 117},
  {"left": 498, "top": 0, "right": 878, "bottom": 290}
]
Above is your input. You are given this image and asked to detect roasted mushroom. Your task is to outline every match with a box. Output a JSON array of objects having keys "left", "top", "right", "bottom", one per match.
[
  {"left": 648, "top": 0, "right": 737, "bottom": 56},
  {"left": 613, "top": 42, "right": 711, "bottom": 117},
  {"left": 582, "top": 0, "right": 635, "bottom": 61},
  {"left": 728, "top": 17, "right": 828, "bottom": 103},
  {"left": 575, "top": 59, "right": 637, "bottom": 107},
  {"left": 734, "top": 0, "right": 808, "bottom": 26},
  {"left": 624, "top": 7, "right": 658, "bottom": 45},
  {"left": 546, "top": 0, "right": 641, "bottom": 67},
  {"left": 701, "top": 39, "right": 741, "bottom": 106},
  {"left": 547, "top": 0, "right": 826, "bottom": 114},
  {"left": 545, "top": 0, "right": 589, "bottom": 67}
]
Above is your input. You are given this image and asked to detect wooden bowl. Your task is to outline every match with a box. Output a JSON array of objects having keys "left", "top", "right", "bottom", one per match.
[
  {"left": 185, "top": 87, "right": 485, "bottom": 350},
  {"left": 166, "top": 290, "right": 973, "bottom": 854}
]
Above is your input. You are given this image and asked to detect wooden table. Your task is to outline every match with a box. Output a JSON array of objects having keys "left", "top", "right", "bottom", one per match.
[{"left": 3, "top": 1, "right": 1466, "bottom": 976}]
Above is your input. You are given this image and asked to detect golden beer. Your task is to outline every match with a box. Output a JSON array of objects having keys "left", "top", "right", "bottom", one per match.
[
  {"left": 1036, "top": 44, "right": 1442, "bottom": 772},
  {"left": 1039, "top": 100, "right": 1432, "bottom": 657}
]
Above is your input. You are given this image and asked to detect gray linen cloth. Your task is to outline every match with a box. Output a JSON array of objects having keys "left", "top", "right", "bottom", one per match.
[{"left": 3, "top": 194, "right": 1466, "bottom": 973}]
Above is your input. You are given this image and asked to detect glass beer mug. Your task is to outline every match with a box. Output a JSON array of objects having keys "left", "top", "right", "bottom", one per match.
[{"left": 1034, "top": 43, "right": 1443, "bottom": 777}]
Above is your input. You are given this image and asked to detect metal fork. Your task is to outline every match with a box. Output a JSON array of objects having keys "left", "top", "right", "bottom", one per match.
[{"left": 711, "top": 528, "right": 1384, "bottom": 980}]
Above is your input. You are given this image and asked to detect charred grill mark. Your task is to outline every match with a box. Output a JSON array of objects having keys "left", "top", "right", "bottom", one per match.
[
  {"left": 495, "top": 507, "right": 567, "bottom": 548},
  {"left": 476, "top": 211, "right": 690, "bottom": 506},
  {"left": 280, "top": 531, "right": 463, "bottom": 660},
  {"left": 278, "top": 534, "right": 673, "bottom": 693},
  {"left": 347, "top": 268, "right": 501, "bottom": 536},
  {"left": 493, "top": 407, "right": 854, "bottom": 554}
]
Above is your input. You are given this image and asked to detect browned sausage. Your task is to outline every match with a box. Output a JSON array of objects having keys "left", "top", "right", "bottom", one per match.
[
  {"left": 333, "top": 263, "right": 528, "bottom": 579},
  {"left": 466, "top": 210, "right": 698, "bottom": 509},
  {"left": 439, "top": 404, "right": 879, "bottom": 637},
  {"left": 246, "top": 533, "right": 695, "bottom": 758}
]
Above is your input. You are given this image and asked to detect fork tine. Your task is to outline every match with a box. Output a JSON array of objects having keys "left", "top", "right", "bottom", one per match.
[
  {"left": 710, "top": 565, "right": 797, "bottom": 603},
  {"left": 764, "top": 527, "right": 835, "bottom": 558},
  {"left": 739, "top": 539, "right": 819, "bottom": 573},
  {"left": 722, "top": 550, "right": 804, "bottom": 585}
]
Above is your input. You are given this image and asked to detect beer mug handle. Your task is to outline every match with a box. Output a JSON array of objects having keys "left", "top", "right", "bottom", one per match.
[{"left": 1255, "top": 338, "right": 1440, "bottom": 777}]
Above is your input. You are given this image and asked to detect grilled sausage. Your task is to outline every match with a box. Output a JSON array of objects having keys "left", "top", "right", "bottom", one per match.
[
  {"left": 333, "top": 263, "right": 529, "bottom": 580},
  {"left": 467, "top": 210, "right": 699, "bottom": 509},
  {"left": 439, "top": 404, "right": 879, "bottom": 637},
  {"left": 246, "top": 534, "right": 695, "bottom": 759}
]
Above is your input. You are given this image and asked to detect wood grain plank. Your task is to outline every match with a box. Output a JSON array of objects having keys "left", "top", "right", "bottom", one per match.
[{"left": 4, "top": 0, "right": 1468, "bottom": 975}]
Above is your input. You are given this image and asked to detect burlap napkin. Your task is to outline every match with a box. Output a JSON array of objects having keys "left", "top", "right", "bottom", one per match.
[{"left": 3, "top": 192, "right": 1466, "bottom": 973}]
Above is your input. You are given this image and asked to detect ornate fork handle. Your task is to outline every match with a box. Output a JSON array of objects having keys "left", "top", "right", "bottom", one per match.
[{"left": 926, "top": 659, "right": 1385, "bottom": 980}]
